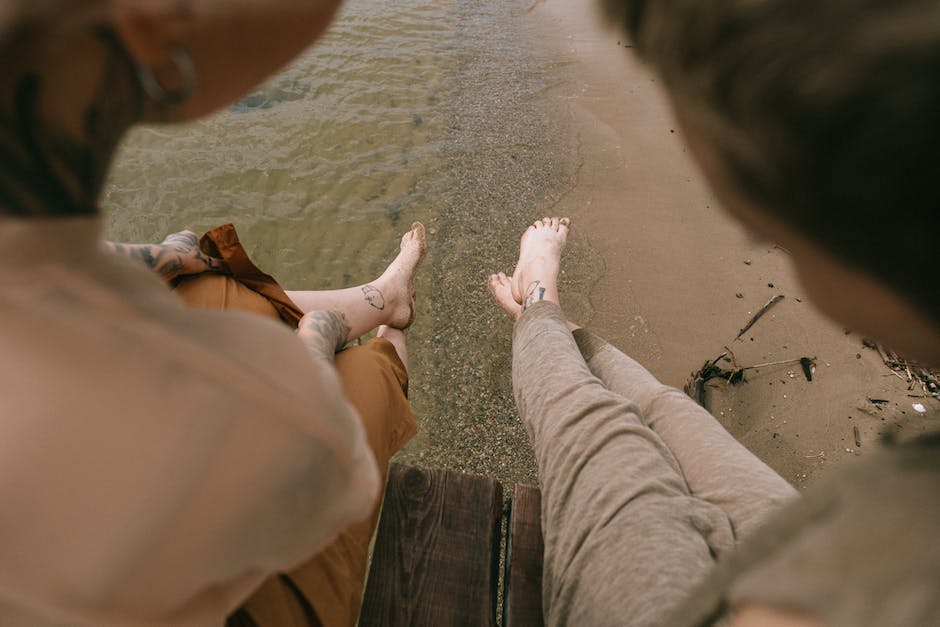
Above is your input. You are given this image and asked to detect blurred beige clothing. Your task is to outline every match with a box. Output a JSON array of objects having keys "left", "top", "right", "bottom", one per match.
[{"left": 0, "top": 217, "right": 380, "bottom": 627}]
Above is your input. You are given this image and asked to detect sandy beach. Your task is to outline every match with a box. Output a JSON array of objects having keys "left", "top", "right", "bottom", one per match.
[
  {"left": 104, "top": 0, "right": 938, "bottom": 492},
  {"left": 526, "top": 0, "right": 940, "bottom": 489}
]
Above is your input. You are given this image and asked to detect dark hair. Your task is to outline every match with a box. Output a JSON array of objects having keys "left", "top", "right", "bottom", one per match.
[
  {"left": 1, "top": 2, "right": 133, "bottom": 217},
  {"left": 603, "top": 0, "right": 940, "bottom": 323}
]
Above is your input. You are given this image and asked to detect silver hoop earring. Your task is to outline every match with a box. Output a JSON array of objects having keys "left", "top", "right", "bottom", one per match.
[{"left": 135, "top": 47, "right": 196, "bottom": 107}]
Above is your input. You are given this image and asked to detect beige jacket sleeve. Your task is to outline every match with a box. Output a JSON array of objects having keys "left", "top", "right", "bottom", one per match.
[{"left": 0, "top": 263, "right": 379, "bottom": 627}]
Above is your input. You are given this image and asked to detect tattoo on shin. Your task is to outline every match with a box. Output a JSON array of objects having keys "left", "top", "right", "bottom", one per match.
[
  {"left": 361, "top": 284, "right": 386, "bottom": 311},
  {"left": 300, "top": 311, "right": 352, "bottom": 358},
  {"left": 523, "top": 281, "right": 546, "bottom": 310}
]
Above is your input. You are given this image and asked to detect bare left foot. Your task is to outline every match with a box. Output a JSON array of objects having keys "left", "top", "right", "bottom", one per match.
[
  {"left": 489, "top": 270, "right": 581, "bottom": 331},
  {"left": 488, "top": 272, "right": 523, "bottom": 320}
]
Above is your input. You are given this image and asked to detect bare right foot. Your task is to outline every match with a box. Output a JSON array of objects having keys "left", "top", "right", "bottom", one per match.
[
  {"left": 508, "top": 216, "right": 570, "bottom": 311},
  {"left": 374, "top": 222, "right": 428, "bottom": 329}
]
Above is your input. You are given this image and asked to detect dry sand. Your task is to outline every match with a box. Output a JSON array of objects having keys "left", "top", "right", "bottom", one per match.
[{"left": 530, "top": 0, "right": 940, "bottom": 489}]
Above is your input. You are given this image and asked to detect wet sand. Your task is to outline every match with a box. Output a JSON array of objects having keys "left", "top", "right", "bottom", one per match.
[{"left": 525, "top": 0, "right": 940, "bottom": 489}]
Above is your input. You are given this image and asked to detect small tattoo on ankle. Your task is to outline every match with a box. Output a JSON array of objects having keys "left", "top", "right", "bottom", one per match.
[
  {"left": 523, "top": 281, "right": 545, "bottom": 310},
  {"left": 361, "top": 284, "right": 386, "bottom": 311}
]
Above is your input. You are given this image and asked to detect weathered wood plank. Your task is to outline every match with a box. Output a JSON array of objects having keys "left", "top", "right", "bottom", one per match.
[
  {"left": 503, "top": 484, "right": 544, "bottom": 627},
  {"left": 359, "top": 463, "right": 503, "bottom": 626}
]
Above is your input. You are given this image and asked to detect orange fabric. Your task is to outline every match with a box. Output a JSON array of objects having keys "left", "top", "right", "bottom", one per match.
[
  {"left": 173, "top": 274, "right": 283, "bottom": 322},
  {"left": 178, "top": 223, "right": 305, "bottom": 328},
  {"left": 171, "top": 226, "right": 417, "bottom": 627},
  {"left": 278, "top": 338, "right": 417, "bottom": 626},
  {"left": 239, "top": 339, "right": 417, "bottom": 627}
]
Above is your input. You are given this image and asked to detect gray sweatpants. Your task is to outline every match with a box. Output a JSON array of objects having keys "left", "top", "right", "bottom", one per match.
[{"left": 512, "top": 302, "right": 797, "bottom": 627}]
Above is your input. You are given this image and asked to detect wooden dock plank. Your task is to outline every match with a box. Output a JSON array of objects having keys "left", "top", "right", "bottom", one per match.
[
  {"left": 503, "top": 484, "right": 544, "bottom": 627},
  {"left": 359, "top": 463, "right": 503, "bottom": 626}
]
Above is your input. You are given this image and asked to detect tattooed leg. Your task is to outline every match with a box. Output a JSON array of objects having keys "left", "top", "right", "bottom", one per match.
[
  {"left": 285, "top": 222, "right": 427, "bottom": 341},
  {"left": 489, "top": 270, "right": 581, "bottom": 331},
  {"left": 296, "top": 310, "right": 352, "bottom": 362},
  {"left": 104, "top": 230, "right": 222, "bottom": 282},
  {"left": 505, "top": 217, "right": 570, "bottom": 313}
]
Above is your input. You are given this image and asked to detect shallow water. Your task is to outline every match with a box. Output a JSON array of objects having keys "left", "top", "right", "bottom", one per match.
[{"left": 103, "top": 0, "right": 580, "bottom": 486}]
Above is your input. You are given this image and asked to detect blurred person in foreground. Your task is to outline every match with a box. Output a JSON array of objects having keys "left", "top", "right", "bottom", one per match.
[
  {"left": 0, "top": 1, "right": 427, "bottom": 626},
  {"left": 487, "top": 1, "right": 940, "bottom": 626}
]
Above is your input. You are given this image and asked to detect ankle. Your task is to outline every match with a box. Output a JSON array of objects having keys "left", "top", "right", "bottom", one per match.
[{"left": 520, "top": 278, "right": 559, "bottom": 309}]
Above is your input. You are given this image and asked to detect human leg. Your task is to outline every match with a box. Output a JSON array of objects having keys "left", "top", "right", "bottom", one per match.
[
  {"left": 495, "top": 219, "right": 735, "bottom": 627},
  {"left": 376, "top": 325, "right": 409, "bottom": 371},
  {"left": 490, "top": 222, "right": 795, "bottom": 541},
  {"left": 285, "top": 223, "right": 427, "bottom": 341},
  {"left": 570, "top": 329, "right": 797, "bottom": 540},
  {"left": 171, "top": 225, "right": 421, "bottom": 626},
  {"left": 239, "top": 338, "right": 417, "bottom": 627}
]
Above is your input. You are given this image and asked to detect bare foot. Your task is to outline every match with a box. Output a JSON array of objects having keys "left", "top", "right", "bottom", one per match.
[
  {"left": 374, "top": 222, "right": 428, "bottom": 329},
  {"left": 488, "top": 272, "right": 524, "bottom": 320},
  {"left": 490, "top": 272, "right": 582, "bottom": 331},
  {"left": 509, "top": 216, "right": 570, "bottom": 310}
]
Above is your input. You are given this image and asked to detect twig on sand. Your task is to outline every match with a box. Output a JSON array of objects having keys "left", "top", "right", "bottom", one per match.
[
  {"left": 743, "top": 357, "right": 804, "bottom": 370},
  {"left": 863, "top": 339, "right": 940, "bottom": 401},
  {"left": 735, "top": 295, "right": 784, "bottom": 340},
  {"left": 685, "top": 294, "right": 808, "bottom": 408},
  {"left": 683, "top": 352, "right": 815, "bottom": 407}
]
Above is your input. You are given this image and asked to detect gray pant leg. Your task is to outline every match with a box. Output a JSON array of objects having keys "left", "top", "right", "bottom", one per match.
[
  {"left": 513, "top": 303, "right": 734, "bottom": 627},
  {"left": 572, "top": 330, "right": 797, "bottom": 540}
]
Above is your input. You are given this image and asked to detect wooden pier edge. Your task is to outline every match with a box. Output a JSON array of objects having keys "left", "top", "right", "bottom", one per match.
[{"left": 359, "top": 464, "right": 545, "bottom": 627}]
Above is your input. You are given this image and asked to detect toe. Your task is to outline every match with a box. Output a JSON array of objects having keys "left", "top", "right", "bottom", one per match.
[
  {"left": 488, "top": 276, "right": 501, "bottom": 296},
  {"left": 550, "top": 217, "right": 560, "bottom": 230}
]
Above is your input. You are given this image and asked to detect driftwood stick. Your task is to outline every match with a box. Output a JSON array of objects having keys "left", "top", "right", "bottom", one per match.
[
  {"left": 875, "top": 343, "right": 891, "bottom": 366},
  {"left": 742, "top": 357, "right": 804, "bottom": 370},
  {"left": 735, "top": 295, "right": 784, "bottom": 340}
]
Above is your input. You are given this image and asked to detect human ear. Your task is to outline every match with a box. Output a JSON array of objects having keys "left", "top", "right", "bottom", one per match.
[{"left": 110, "top": 0, "right": 190, "bottom": 71}]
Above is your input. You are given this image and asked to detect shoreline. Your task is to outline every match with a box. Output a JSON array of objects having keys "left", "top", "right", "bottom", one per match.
[{"left": 529, "top": 0, "right": 939, "bottom": 488}]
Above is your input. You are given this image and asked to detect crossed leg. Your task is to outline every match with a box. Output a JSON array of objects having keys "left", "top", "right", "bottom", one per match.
[
  {"left": 489, "top": 218, "right": 794, "bottom": 625},
  {"left": 170, "top": 223, "right": 426, "bottom": 627},
  {"left": 284, "top": 223, "right": 427, "bottom": 346}
]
